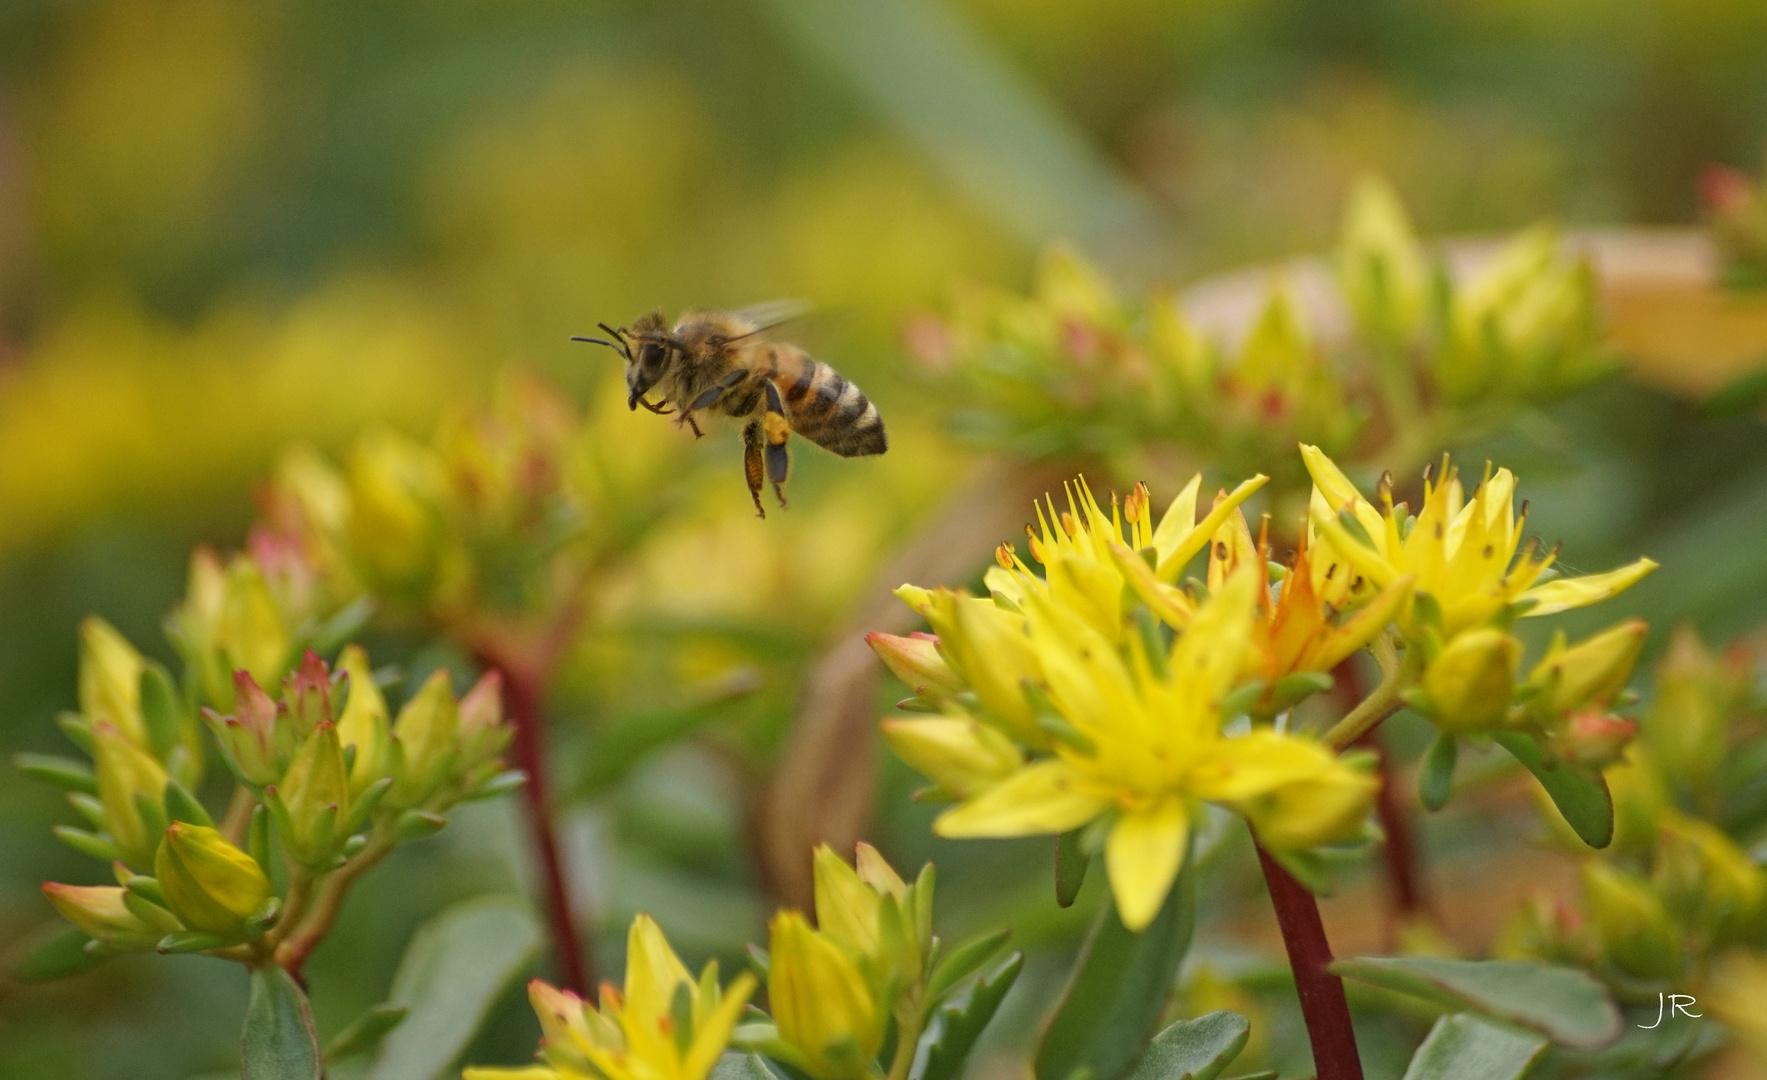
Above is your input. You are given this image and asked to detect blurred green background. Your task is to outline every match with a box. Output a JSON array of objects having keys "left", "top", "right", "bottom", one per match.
[{"left": 4, "top": 1, "right": 1767, "bottom": 1077}]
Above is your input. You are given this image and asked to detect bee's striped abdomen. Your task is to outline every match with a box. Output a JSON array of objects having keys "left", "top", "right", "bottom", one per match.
[{"left": 779, "top": 355, "right": 887, "bottom": 458}]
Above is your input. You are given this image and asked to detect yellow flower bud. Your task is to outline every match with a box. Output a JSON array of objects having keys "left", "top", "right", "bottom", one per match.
[
  {"left": 1581, "top": 861, "right": 1679, "bottom": 979},
  {"left": 276, "top": 722, "right": 350, "bottom": 866},
  {"left": 813, "top": 845, "right": 883, "bottom": 963},
  {"left": 767, "top": 911, "right": 884, "bottom": 1080},
  {"left": 347, "top": 428, "right": 445, "bottom": 594},
  {"left": 880, "top": 717, "right": 1021, "bottom": 800},
  {"left": 1529, "top": 620, "right": 1646, "bottom": 715},
  {"left": 1420, "top": 628, "right": 1520, "bottom": 733},
  {"left": 218, "top": 558, "right": 292, "bottom": 691},
  {"left": 864, "top": 632, "right": 962, "bottom": 697},
  {"left": 456, "top": 670, "right": 511, "bottom": 772},
  {"left": 1337, "top": 174, "right": 1428, "bottom": 341},
  {"left": 336, "top": 645, "right": 392, "bottom": 795},
  {"left": 154, "top": 822, "right": 272, "bottom": 941},
  {"left": 1238, "top": 758, "right": 1379, "bottom": 850},
  {"left": 79, "top": 617, "right": 147, "bottom": 746},
  {"left": 1644, "top": 625, "right": 1743, "bottom": 794},
  {"left": 167, "top": 548, "right": 232, "bottom": 707},
  {"left": 42, "top": 883, "right": 175, "bottom": 949},
  {"left": 92, "top": 722, "right": 170, "bottom": 867},
  {"left": 388, "top": 670, "right": 459, "bottom": 808}
]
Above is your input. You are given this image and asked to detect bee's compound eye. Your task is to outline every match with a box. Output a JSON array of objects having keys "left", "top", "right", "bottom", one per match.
[{"left": 640, "top": 342, "right": 667, "bottom": 368}]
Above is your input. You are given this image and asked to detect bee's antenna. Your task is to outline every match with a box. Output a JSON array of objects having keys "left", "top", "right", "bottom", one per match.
[{"left": 575, "top": 325, "right": 633, "bottom": 360}]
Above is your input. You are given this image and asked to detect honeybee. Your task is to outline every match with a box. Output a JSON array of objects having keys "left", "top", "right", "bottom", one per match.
[{"left": 574, "top": 306, "right": 888, "bottom": 518}]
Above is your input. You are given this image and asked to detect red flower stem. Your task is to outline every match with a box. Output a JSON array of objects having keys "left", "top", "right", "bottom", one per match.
[
  {"left": 1358, "top": 731, "right": 1428, "bottom": 919},
  {"left": 502, "top": 665, "right": 593, "bottom": 992},
  {"left": 1334, "top": 659, "right": 1429, "bottom": 923},
  {"left": 1254, "top": 840, "right": 1364, "bottom": 1080}
]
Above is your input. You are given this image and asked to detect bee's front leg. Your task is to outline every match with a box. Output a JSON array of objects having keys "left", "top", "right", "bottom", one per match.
[
  {"left": 741, "top": 420, "right": 766, "bottom": 518},
  {"left": 636, "top": 396, "right": 674, "bottom": 416}
]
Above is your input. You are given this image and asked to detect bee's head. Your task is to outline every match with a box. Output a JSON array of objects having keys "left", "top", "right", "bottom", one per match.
[{"left": 623, "top": 312, "right": 673, "bottom": 409}]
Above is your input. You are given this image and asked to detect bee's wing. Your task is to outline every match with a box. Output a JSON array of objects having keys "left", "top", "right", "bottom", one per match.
[{"left": 729, "top": 298, "right": 813, "bottom": 336}]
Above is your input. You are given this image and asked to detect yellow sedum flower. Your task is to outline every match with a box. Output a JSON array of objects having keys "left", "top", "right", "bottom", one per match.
[
  {"left": 989, "top": 473, "right": 1269, "bottom": 641},
  {"left": 465, "top": 914, "right": 755, "bottom": 1080},
  {"left": 1300, "top": 444, "right": 1656, "bottom": 637},
  {"left": 1200, "top": 508, "right": 1412, "bottom": 689},
  {"left": 927, "top": 567, "right": 1376, "bottom": 931}
]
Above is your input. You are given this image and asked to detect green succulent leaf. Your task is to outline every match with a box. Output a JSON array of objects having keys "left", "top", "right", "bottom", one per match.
[
  {"left": 1035, "top": 850, "right": 1196, "bottom": 1080},
  {"left": 366, "top": 896, "right": 542, "bottom": 1080},
  {"left": 926, "top": 928, "right": 1011, "bottom": 1003},
  {"left": 15, "top": 753, "right": 98, "bottom": 795},
  {"left": 242, "top": 964, "right": 322, "bottom": 1080},
  {"left": 9, "top": 924, "right": 104, "bottom": 982},
  {"left": 1125, "top": 1012, "right": 1249, "bottom": 1080},
  {"left": 915, "top": 952, "right": 1024, "bottom": 1080},
  {"left": 1400, "top": 1013, "right": 1547, "bottom": 1080},
  {"left": 1493, "top": 731, "right": 1613, "bottom": 848},
  {"left": 1056, "top": 829, "right": 1090, "bottom": 908},
  {"left": 1331, "top": 955, "right": 1620, "bottom": 1050},
  {"left": 323, "top": 1004, "right": 410, "bottom": 1062},
  {"left": 1419, "top": 732, "right": 1457, "bottom": 812}
]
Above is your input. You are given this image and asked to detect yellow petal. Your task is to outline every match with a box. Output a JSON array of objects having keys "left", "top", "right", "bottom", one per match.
[
  {"left": 1189, "top": 731, "right": 1341, "bottom": 802},
  {"left": 1306, "top": 576, "right": 1412, "bottom": 673},
  {"left": 1299, "top": 445, "right": 1382, "bottom": 547},
  {"left": 854, "top": 843, "right": 908, "bottom": 899},
  {"left": 1310, "top": 509, "right": 1398, "bottom": 590},
  {"left": 1105, "top": 799, "right": 1190, "bottom": 932},
  {"left": 880, "top": 717, "right": 1022, "bottom": 799},
  {"left": 681, "top": 971, "right": 757, "bottom": 1080},
  {"left": 619, "top": 914, "right": 694, "bottom": 1070},
  {"left": 1148, "top": 474, "right": 1202, "bottom": 565},
  {"left": 1167, "top": 565, "right": 1258, "bottom": 723},
  {"left": 812, "top": 845, "right": 881, "bottom": 961},
  {"left": 933, "top": 760, "right": 1110, "bottom": 838},
  {"left": 1154, "top": 475, "right": 1269, "bottom": 582},
  {"left": 1520, "top": 558, "right": 1658, "bottom": 617},
  {"left": 1107, "top": 539, "right": 1194, "bottom": 628}
]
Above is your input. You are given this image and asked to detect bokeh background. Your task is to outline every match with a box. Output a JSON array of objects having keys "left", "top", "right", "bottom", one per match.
[{"left": 4, "top": 1, "right": 1767, "bottom": 1077}]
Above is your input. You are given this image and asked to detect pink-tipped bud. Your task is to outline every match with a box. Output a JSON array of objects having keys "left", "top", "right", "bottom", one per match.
[{"left": 865, "top": 632, "right": 962, "bottom": 696}]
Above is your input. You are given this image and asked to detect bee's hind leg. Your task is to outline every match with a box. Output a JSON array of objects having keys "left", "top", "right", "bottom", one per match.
[
  {"left": 763, "top": 380, "right": 791, "bottom": 509},
  {"left": 742, "top": 420, "right": 767, "bottom": 519}
]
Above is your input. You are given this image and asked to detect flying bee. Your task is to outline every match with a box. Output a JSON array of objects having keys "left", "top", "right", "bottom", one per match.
[{"left": 574, "top": 307, "right": 888, "bottom": 518}]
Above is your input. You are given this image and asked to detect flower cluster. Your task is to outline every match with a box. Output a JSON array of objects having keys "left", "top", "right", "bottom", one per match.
[
  {"left": 263, "top": 373, "right": 677, "bottom": 640},
  {"left": 480, "top": 845, "right": 1020, "bottom": 1080},
  {"left": 1500, "top": 628, "right": 1767, "bottom": 994},
  {"left": 29, "top": 569, "right": 518, "bottom": 965},
  {"left": 465, "top": 915, "right": 756, "bottom": 1080},
  {"left": 871, "top": 464, "right": 1389, "bottom": 929},
  {"left": 1302, "top": 445, "right": 1656, "bottom": 762},
  {"left": 912, "top": 179, "right": 1611, "bottom": 484}
]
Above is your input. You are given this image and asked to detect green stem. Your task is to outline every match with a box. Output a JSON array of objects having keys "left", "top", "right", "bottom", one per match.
[
  {"left": 1322, "top": 654, "right": 1414, "bottom": 752},
  {"left": 274, "top": 826, "right": 397, "bottom": 977},
  {"left": 884, "top": 1000, "right": 927, "bottom": 1080}
]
